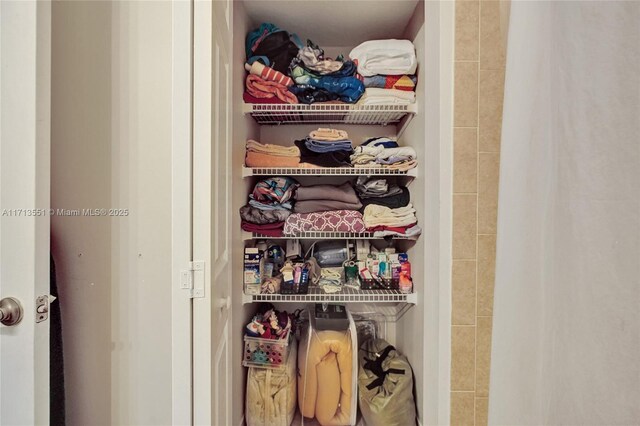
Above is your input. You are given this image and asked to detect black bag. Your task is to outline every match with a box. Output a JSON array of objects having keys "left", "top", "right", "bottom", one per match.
[{"left": 253, "top": 32, "right": 300, "bottom": 75}]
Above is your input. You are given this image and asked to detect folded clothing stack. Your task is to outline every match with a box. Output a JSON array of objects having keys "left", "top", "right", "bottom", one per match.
[
  {"left": 363, "top": 204, "right": 422, "bottom": 238},
  {"left": 350, "top": 137, "right": 417, "bottom": 171},
  {"left": 245, "top": 139, "right": 301, "bottom": 168},
  {"left": 241, "top": 177, "right": 298, "bottom": 237},
  {"left": 355, "top": 176, "right": 410, "bottom": 210},
  {"left": 294, "top": 128, "right": 354, "bottom": 167},
  {"left": 350, "top": 40, "right": 417, "bottom": 106},
  {"left": 293, "top": 182, "right": 363, "bottom": 213},
  {"left": 244, "top": 23, "right": 302, "bottom": 104}
]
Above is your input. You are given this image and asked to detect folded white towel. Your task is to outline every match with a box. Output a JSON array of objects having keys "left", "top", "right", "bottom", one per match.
[
  {"left": 358, "top": 88, "right": 416, "bottom": 106},
  {"left": 349, "top": 39, "right": 417, "bottom": 77},
  {"left": 363, "top": 203, "right": 418, "bottom": 228}
]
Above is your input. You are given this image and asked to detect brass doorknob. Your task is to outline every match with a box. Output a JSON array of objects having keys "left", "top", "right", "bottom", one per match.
[{"left": 0, "top": 297, "right": 23, "bottom": 326}]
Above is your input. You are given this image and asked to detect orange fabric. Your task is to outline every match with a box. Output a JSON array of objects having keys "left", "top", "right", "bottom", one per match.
[{"left": 245, "top": 152, "right": 301, "bottom": 168}]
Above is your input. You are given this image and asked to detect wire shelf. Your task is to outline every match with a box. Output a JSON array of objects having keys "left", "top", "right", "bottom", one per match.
[
  {"left": 243, "top": 231, "right": 418, "bottom": 240},
  {"left": 242, "top": 166, "right": 418, "bottom": 178},
  {"left": 243, "top": 103, "right": 417, "bottom": 126},
  {"left": 242, "top": 287, "right": 418, "bottom": 305}
]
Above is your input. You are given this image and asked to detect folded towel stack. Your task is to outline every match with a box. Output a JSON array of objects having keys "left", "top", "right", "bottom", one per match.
[
  {"left": 293, "top": 128, "right": 354, "bottom": 168},
  {"left": 363, "top": 203, "right": 422, "bottom": 237},
  {"left": 241, "top": 177, "right": 299, "bottom": 237},
  {"left": 304, "top": 128, "right": 353, "bottom": 153},
  {"left": 350, "top": 137, "right": 417, "bottom": 171},
  {"left": 245, "top": 139, "right": 301, "bottom": 168},
  {"left": 284, "top": 210, "right": 366, "bottom": 235},
  {"left": 293, "top": 182, "right": 363, "bottom": 214},
  {"left": 350, "top": 40, "right": 418, "bottom": 106},
  {"left": 355, "top": 176, "right": 410, "bottom": 210}
]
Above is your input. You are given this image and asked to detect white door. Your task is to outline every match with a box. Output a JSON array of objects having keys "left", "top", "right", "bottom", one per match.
[
  {"left": 192, "top": 0, "right": 233, "bottom": 424},
  {"left": 0, "top": 1, "right": 51, "bottom": 424}
]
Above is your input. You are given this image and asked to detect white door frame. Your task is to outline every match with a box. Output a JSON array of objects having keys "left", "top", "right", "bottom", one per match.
[
  {"left": 0, "top": 1, "right": 51, "bottom": 424},
  {"left": 171, "top": 0, "right": 194, "bottom": 424}
]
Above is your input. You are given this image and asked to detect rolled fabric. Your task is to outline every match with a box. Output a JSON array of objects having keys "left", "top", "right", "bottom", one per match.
[
  {"left": 293, "top": 199, "right": 363, "bottom": 214},
  {"left": 295, "top": 182, "right": 360, "bottom": 204},
  {"left": 245, "top": 61, "right": 294, "bottom": 87},
  {"left": 245, "top": 74, "right": 298, "bottom": 104},
  {"left": 349, "top": 39, "right": 417, "bottom": 77}
]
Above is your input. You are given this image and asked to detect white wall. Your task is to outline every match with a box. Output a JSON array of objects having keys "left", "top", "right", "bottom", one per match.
[{"left": 51, "top": 1, "right": 173, "bottom": 424}]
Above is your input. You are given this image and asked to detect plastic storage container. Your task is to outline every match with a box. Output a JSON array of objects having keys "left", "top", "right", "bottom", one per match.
[{"left": 243, "top": 329, "right": 292, "bottom": 369}]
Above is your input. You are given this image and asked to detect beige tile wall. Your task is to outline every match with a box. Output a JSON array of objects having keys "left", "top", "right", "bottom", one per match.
[{"left": 451, "top": 1, "right": 508, "bottom": 424}]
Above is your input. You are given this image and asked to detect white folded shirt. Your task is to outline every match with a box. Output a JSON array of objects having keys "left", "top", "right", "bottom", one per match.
[
  {"left": 358, "top": 88, "right": 416, "bottom": 105},
  {"left": 349, "top": 39, "right": 417, "bottom": 77}
]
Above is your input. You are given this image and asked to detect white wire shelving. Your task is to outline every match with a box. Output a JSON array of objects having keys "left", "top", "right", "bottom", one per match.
[
  {"left": 241, "top": 166, "right": 418, "bottom": 178},
  {"left": 242, "top": 103, "right": 417, "bottom": 136},
  {"left": 242, "top": 287, "right": 417, "bottom": 304},
  {"left": 241, "top": 231, "right": 419, "bottom": 241}
]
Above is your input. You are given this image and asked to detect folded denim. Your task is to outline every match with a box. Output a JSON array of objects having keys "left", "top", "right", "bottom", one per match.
[
  {"left": 294, "top": 140, "right": 353, "bottom": 167},
  {"left": 304, "top": 138, "right": 353, "bottom": 154}
]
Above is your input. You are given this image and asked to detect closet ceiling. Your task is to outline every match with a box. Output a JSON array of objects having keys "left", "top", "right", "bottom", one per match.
[{"left": 242, "top": 0, "right": 420, "bottom": 47}]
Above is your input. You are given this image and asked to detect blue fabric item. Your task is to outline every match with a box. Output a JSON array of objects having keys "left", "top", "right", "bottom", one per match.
[
  {"left": 327, "top": 60, "right": 357, "bottom": 77},
  {"left": 289, "top": 85, "right": 341, "bottom": 104},
  {"left": 362, "top": 137, "right": 400, "bottom": 149},
  {"left": 293, "top": 74, "right": 365, "bottom": 103},
  {"left": 245, "top": 23, "right": 281, "bottom": 58},
  {"left": 376, "top": 155, "right": 412, "bottom": 165},
  {"left": 304, "top": 137, "right": 353, "bottom": 153},
  {"left": 248, "top": 199, "right": 293, "bottom": 211},
  {"left": 247, "top": 56, "right": 271, "bottom": 67}
]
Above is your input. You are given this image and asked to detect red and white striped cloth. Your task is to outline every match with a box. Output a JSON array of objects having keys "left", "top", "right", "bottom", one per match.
[{"left": 246, "top": 61, "right": 293, "bottom": 87}]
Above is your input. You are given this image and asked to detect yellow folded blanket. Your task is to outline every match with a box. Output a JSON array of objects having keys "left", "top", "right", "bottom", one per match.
[
  {"left": 245, "top": 151, "right": 301, "bottom": 168},
  {"left": 298, "top": 329, "right": 353, "bottom": 426},
  {"left": 246, "top": 139, "right": 300, "bottom": 157},
  {"left": 309, "top": 128, "right": 349, "bottom": 142},
  {"left": 246, "top": 339, "right": 297, "bottom": 426}
]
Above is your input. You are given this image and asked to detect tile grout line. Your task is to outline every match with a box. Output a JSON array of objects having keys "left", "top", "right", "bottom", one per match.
[{"left": 475, "top": 1, "right": 482, "bottom": 424}]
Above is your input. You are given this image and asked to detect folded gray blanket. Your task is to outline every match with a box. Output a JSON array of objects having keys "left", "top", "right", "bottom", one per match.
[
  {"left": 293, "top": 199, "right": 363, "bottom": 214},
  {"left": 240, "top": 204, "right": 291, "bottom": 225},
  {"left": 294, "top": 182, "right": 359, "bottom": 204}
]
